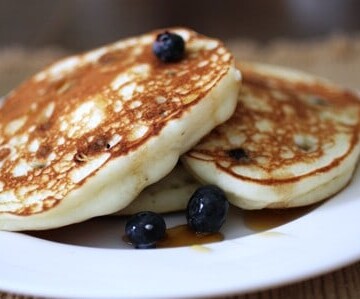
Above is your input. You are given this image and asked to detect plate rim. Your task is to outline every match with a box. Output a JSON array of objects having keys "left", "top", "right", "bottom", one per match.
[{"left": 0, "top": 166, "right": 359, "bottom": 298}]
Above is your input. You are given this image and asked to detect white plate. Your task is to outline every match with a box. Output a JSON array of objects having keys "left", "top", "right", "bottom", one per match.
[{"left": 0, "top": 165, "right": 360, "bottom": 299}]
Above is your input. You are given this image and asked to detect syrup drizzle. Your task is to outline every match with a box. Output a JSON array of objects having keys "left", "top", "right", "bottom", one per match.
[
  {"left": 243, "top": 204, "right": 317, "bottom": 231},
  {"left": 157, "top": 225, "right": 223, "bottom": 248},
  {"left": 123, "top": 224, "right": 223, "bottom": 249}
]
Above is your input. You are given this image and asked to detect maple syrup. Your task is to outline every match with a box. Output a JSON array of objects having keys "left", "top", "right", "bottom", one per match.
[
  {"left": 123, "top": 224, "right": 223, "bottom": 249},
  {"left": 158, "top": 224, "right": 223, "bottom": 248},
  {"left": 242, "top": 204, "right": 317, "bottom": 231}
]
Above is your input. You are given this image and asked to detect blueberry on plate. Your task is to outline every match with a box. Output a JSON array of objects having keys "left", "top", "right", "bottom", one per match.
[
  {"left": 125, "top": 211, "right": 166, "bottom": 249},
  {"left": 153, "top": 31, "right": 185, "bottom": 62},
  {"left": 186, "top": 185, "right": 229, "bottom": 233}
]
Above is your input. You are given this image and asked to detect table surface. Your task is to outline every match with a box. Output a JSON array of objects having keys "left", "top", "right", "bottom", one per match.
[{"left": 0, "top": 34, "right": 359, "bottom": 299}]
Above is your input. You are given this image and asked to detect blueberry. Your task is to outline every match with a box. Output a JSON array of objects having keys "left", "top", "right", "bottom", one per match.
[
  {"left": 227, "top": 148, "right": 250, "bottom": 162},
  {"left": 153, "top": 31, "right": 185, "bottom": 62},
  {"left": 186, "top": 185, "right": 229, "bottom": 233},
  {"left": 125, "top": 211, "right": 166, "bottom": 249}
]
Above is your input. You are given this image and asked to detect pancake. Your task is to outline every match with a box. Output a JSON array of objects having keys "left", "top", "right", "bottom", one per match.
[
  {"left": 0, "top": 28, "right": 240, "bottom": 230},
  {"left": 183, "top": 62, "right": 360, "bottom": 209},
  {"left": 118, "top": 163, "right": 201, "bottom": 215}
]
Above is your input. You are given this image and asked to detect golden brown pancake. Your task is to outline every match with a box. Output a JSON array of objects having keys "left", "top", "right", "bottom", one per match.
[
  {"left": 0, "top": 28, "right": 240, "bottom": 230},
  {"left": 183, "top": 62, "right": 360, "bottom": 209}
]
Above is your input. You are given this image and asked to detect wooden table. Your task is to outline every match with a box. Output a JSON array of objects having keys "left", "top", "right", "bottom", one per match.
[{"left": 0, "top": 34, "right": 359, "bottom": 298}]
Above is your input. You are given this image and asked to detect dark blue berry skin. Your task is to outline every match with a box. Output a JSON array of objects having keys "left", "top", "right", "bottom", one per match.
[
  {"left": 186, "top": 185, "right": 229, "bottom": 233},
  {"left": 227, "top": 148, "right": 250, "bottom": 162},
  {"left": 125, "top": 211, "right": 166, "bottom": 249},
  {"left": 153, "top": 31, "right": 185, "bottom": 62}
]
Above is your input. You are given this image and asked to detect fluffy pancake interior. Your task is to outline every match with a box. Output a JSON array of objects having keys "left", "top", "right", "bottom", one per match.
[{"left": 117, "top": 163, "right": 201, "bottom": 215}]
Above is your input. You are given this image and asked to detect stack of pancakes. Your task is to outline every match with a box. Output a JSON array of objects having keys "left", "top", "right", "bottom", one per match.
[{"left": 0, "top": 28, "right": 359, "bottom": 231}]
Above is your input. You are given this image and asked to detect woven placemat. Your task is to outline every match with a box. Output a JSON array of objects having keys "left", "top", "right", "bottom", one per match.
[
  {"left": 0, "top": 47, "right": 67, "bottom": 96},
  {"left": 0, "top": 33, "right": 359, "bottom": 299},
  {"left": 228, "top": 34, "right": 360, "bottom": 90}
]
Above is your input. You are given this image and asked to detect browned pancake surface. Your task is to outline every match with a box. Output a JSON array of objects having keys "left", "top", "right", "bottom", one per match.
[
  {"left": 186, "top": 64, "right": 360, "bottom": 185},
  {"left": 0, "top": 28, "right": 233, "bottom": 216}
]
